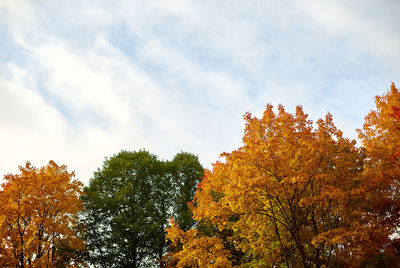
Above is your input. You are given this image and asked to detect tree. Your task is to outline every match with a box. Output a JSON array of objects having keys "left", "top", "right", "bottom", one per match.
[
  {"left": 154, "top": 152, "right": 204, "bottom": 267},
  {"left": 0, "top": 161, "right": 85, "bottom": 267},
  {"left": 356, "top": 82, "right": 400, "bottom": 266},
  {"left": 167, "top": 104, "right": 364, "bottom": 267},
  {"left": 169, "top": 152, "right": 204, "bottom": 231},
  {"left": 165, "top": 219, "right": 233, "bottom": 267},
  {"left": 389, "top": 103, "right": 400, "bottom": 159},
  {"left": 80, "top": 150, "right": 203, "bottom": 268}
]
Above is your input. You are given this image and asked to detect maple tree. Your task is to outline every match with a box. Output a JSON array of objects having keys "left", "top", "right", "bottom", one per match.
[
  {"left": 0, "top": 161, "right": 85, "bottom": 267},
  {"left": 165, "top": 219, "right": 235, "bottom": 267},
  {"left": 356, "top": 82, "right": 400, "bottom": 265},
  {"left": 167, "top": 104, "right": 364, "bottom": 267},
  {"left": 389, "top": 103, "right": 400, "bottom": 159}
]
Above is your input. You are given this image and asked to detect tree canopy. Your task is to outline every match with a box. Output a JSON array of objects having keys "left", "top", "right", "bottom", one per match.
[
  {"left": 355, "top": 82, "right": 400, "bottom": 265},
  {"left": 80, "top": 150, "right": 204, "bottom": 267},
  {"left": 0, "top": 161, "right": 84, "bottom": 267},
  {"left": 166, "top": 83, "right": 400, "bottom": 267}
]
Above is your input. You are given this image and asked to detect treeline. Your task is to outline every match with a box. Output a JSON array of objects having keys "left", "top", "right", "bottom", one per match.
[
  {"left": 0, "top": 151, "right": 203, "bottom": 267},
  {"left": 1, "top": 83, "right": 400, "bottom": 267}
]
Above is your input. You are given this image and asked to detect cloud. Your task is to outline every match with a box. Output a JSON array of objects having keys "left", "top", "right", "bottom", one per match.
[
  {"left": 1, "top": 0, "right": 399, "bottom": 183},
  {"left": 296, "top": 0, "right": 400, "bottom": 65},
  {"left": 0, "top": 64, "right": 70, "bottom": 175},
  {"left": 1, "top": 26, "right": 250, "bottom": 182}
]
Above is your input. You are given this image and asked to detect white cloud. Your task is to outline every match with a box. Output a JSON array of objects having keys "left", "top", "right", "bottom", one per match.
[
  {"left": 1, "top": 29, "right": 249, "bottom": 182},
  {"left": 0, "top": 64, "right": 70, "bottom": 174},
  {"left": 0, "top": 0, "right": 399, "bottom": 184},
  {"left": 296, "top": 0, "right": 400, "bottom": 64}
]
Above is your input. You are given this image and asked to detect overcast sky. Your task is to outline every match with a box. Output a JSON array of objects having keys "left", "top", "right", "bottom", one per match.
[{"left": 1, "top": 0, "right": 399, "bottom": 184}]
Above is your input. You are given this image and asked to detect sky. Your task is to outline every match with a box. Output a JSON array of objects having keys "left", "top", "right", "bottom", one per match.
[{"left": 0, "top": 0, "right": 399, "bottom": 184}]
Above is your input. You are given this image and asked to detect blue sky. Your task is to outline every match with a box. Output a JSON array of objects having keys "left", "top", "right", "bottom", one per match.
[{"left": 1, "top": 0, "right": 399, "bottom": 183}]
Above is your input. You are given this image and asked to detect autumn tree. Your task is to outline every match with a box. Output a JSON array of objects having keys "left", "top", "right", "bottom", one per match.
[
  {"left": 80, "top": 150, "right": 203, "bottom": 268},
  {"left": 0, "top": 161, "right": 85, "bottom": 267},
  {"left": 356, "top": 82, "right": 400, "bottom": 266},
  {"left": 389, "top": 103, "right": 400, "bottom": 159},
  {"left": 167, "top": 104, "right": 364, "bottom": 267},
  {"left": 165, "top": 219, "right": 234, "bottom": 267}
]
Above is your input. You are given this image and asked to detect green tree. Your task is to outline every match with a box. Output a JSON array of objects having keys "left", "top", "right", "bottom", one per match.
[
  {"left": 169, "top": 152, "right": 204, "bottom": 231},
  {"left": 80, "top": 150, "right": 203, "bottom": 268}
]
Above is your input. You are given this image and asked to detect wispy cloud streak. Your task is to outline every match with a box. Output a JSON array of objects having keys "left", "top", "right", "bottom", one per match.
[{"left": 0, "top": 0, "right": 399, "bottom": 182}]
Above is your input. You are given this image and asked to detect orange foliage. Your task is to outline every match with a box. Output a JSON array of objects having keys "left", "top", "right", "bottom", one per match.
[
  {"left": 166, "top": 84, "right": 400, "bottom": 267},
  {"left": 167, "top": 104, "right": 364, "bottom": 267},
  {"left": 0, "top": 161, "right": 85, "bottom": 267},
  {"left": 389, "top": 104, "right": 400, "bottom": 159},
  {"left": 165, "top": 219, "right": 233, "bottom": 267},
  {"left": 356, "top": 82, "right": 400, "bottom": 265}
]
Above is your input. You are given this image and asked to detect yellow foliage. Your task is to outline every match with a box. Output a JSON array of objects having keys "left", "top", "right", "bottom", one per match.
[
  {"left": 0, "top": 161, "right": 85, "bottom": 267},
  {"left": 165, "top": 219, "right": 233, "bottom": 267},
  {"left": 167, "top": 103, "right": 364, "bottom": 267}
]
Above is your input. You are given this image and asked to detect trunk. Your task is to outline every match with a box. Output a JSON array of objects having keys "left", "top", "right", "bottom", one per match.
[
  {"left": 159, "top": 246, "right": 164, "bottom": 268},
  {"left": 131, "top": 246, "right": 137, "bottom": 268}
]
